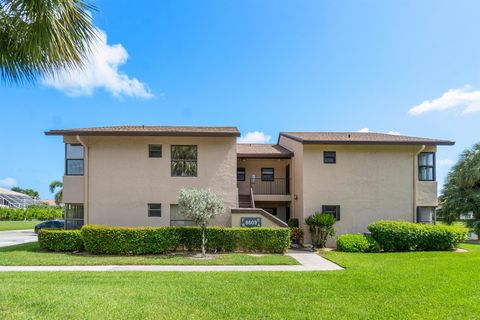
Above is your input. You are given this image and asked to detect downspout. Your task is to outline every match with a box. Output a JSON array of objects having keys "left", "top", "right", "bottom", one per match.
[
  {"left": 413, "top": 145, "right": 426, "bottom": 222},
  {"left": 76, "top": 135, "right": 88, "bottom": 225}
]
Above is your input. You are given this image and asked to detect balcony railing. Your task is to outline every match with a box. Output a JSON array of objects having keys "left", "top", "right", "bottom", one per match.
[{"left": 250, "top": 178, "right": 290, "bottom": 195}]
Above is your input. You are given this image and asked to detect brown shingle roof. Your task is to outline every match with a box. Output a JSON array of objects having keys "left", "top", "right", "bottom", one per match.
[
  {"left": 280, "top": 132, "right": 454, "bottom": 145},
  {"left": 237, "top": 144, "right": 293, "bottom": 158},
  {"left": 45, "top": 126, "right": 240, "bottom": 137}
]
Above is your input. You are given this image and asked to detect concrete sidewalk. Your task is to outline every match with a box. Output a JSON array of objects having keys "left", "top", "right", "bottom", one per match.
[{"left": 0, "top": 251, "right": 343, "bottom": 272}]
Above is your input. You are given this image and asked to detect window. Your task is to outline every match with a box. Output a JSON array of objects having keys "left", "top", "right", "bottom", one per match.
[
  {"left": 171, "top": 145, "right": 198, "bottom": 177},
  {"left": 417, "top": 207, "right": 435, "bottom": 224},
  {"left": 418, "top": 152, "right": 435, "bottom": 181},
  {"left": 65, "top": 204, "right": 84, "bottom": 229},
  {"left": 65, "top": 144, "right": 84, "bottom": 175},
  {"left": 263, "top": 208, "right": 277, "bottom": 216},
  {"left": 237, "top": 168, "right": 246, "bottom": 181},
  {"left": 148, "top": 203, "right": 162, "bottom": 217},
  {"left": 323, "top": 151, "right": 336, "bottom": 164},
  {"left": 170, "top": 204, "right": 195, "bottom": 226},
  {"left": 322, "top": 205, "right": 340, "bottom": 220},
  {"left": 261, "top": 168, "right": 274, "bottom": 181},
  {"left": 148, "top": 144, "right": 162, "bottom": 158}
]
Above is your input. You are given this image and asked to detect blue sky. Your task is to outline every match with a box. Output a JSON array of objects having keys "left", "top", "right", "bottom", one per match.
[{"left": 1, "top": 0, "right": 479, "bottom": 198}]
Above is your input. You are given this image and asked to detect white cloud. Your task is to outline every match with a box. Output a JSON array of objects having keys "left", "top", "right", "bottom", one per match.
[
  {"left": 409, "top": 85, "right": 480, "bottom": 115},
  {"left": 357, "top": 128, "right": 401, "bottom": 135},
  {"left": 0, "top": 177, "right": 17, "bottom": 188},
  {"left": 238, "top": 131, "right": 271, "bottom": 144},
  {"left": 387, "top": 131, "right": 400, "bottom": 135},
  {"left": 42, "top": 28, "right": 153, "bottom": 99},
  {"left": 437, "top": 159, "right": 455, "bottom": 166}
]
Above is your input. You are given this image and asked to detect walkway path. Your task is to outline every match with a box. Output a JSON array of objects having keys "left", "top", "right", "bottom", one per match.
[
  {"left": 0, "top": 229, "right": 37, "bottom": 248},
  {"left": 0, "top": 250, "right": 343, "bottom": 272}
]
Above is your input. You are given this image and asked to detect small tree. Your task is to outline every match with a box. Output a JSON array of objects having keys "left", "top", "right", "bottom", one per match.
[
  {"left": 305, "top": 212, "right": 336, "bottom": 248},
  {"left": 178, "top": 188, "right": 225, "bottom": 257}
]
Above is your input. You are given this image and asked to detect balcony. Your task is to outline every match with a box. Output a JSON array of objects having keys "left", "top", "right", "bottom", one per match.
[{"left": 251, "top": 178, "right": 290, "bottom": 195}]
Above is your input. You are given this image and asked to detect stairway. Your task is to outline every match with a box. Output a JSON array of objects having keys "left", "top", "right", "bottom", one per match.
[{"left": 238, "top": 195, "right": 252, "bottom": 208}]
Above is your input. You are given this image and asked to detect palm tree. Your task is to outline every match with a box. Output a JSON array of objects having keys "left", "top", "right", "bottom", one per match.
[
  {"left": 1, "top": 0, "right": 97, "bottom": 84},
  {"left": 49, "top": 180, "right": 63, "bottom": 205}
]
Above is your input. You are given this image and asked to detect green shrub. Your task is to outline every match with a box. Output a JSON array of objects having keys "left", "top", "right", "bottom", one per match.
[
  {"left": 336, "top": 234, "right": 379, "bottom": 253},
  {"left": 305, "top": 212, "right": 336, "bottom": 248},
  {"left": 287, "top": 218, "right": 299, "bottom": 228},
  {"left": 82, "top": 225, "right": 181, "bottom": 254},
  {"left": 368, "top": 221, "right": 468, "bottom": 252},
  {"left": 0, "top": 205, "right": 63, "bottom": 221},
  {"left": 38, "top": 229, "right": 83, "bottom": 252},
  {"left": 81, "top": 225, "right": 290, "bottom": 255}
]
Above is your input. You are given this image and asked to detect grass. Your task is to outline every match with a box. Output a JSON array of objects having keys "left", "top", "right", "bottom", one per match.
[
  {"left": 0, "top": 242, "right": 298, "bottom": 266},
  {"left": 0, "top": 220, "right": 38, "bottom": 231},
  {"left": 0, "top": 244, "right": 479, "bottom": 319}
]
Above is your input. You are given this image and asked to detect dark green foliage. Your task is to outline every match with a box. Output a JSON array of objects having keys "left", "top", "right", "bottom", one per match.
[
  {"left": 0, "top": 205, "right": 63, "bottom": 221},
  {"left": 10, "top": 187, "right": 39, "bottom": 199},
  {"left": 439, "top": 143, "right": 480, "bottom": 224},
  {"left": 368, "top": 221, "right": 468, "bottom": 252},
  {"left": 287, "top": 218, "right": 299, "bottom": 228},
  {"left": 81, "top": 225, "right": 290, "bottom": 255},
  {"left": 81, "top": 225, "right": 181, "bottom": 255},
  {"left": 336, "top": 234, "right": 379, "bottom": 253},
  {"left": 305, "top": 212, "right": 336, "bottom": 248},
  {"left": 38, "top": 230, "right": 83, "bottom": 252}
]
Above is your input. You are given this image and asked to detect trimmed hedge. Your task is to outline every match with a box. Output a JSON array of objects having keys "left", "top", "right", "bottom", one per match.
[
  {"left": 336, "top": 234, "right": 379, "bottom": 253},
  {"left": 81, "top": 225, "right": 180, "bottom": 255},
  {"left": 368, "top": 221, "right": 468, "bottom": 252},
  {"left": 81, "top": 225, "right": 290, "bottom": 254},
  {"left": 38, "top": 229, "right": 83, "bottom": 252}
]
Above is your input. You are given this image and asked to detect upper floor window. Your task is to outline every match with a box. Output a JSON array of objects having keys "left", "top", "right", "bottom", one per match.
[
  {"left": 418, "top": 152, "right": 435, "bottom": 181},
  {"left": 237, "top": 168, "right": 246, "bottom": 181},
  {"left": 261, "top": 168, "right": 275, "bottom": 181},
  {"left": 324, "top": 151, "right": 336, "bottom": 164},
  {"left": 322, "top": 205, "right": 340, "bottom": 221},
  {"left": 171, "top": 145, "right": 198, "bottom": 177},
  {"left": 148, "top": 144, "right": 162, "bottom": 158},
  {"left": 65, "top": 144, "right": 84, "bottom": 176}
]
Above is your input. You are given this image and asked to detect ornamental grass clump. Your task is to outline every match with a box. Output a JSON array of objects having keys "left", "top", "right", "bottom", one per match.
[
  {"left": 178, "top": 188, "right": 225, "bottom": 257},
  {"left": 305, "top": 212, "right": 336, "bottom": 248}
]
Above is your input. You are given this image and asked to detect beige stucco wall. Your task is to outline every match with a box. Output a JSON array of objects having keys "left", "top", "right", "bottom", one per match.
[
  {"left": 62, "top": 176, "right": 84, "bottom": 204},
  {"left": 278, "top": 136, "right": 304, "bottom": 222},
  {"left": 236, "top": 159, "right": 290, "bottom": 195},
  {"left": 63, "top": 135, "right": 237, "bottom": 227},
  {"left": 301, "top": 144, "right": 438, "bottom": 241}
]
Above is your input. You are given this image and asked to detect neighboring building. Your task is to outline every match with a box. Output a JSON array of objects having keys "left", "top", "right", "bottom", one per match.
[
  {"left": 45, "top": 126, "right": 454, "bottom": 238},
  {"left": 0, "top": 187, "right": 42, "bottom": 209}
]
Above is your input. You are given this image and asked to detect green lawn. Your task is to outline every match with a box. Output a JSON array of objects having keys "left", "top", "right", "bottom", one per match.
[
  {"left": 0, "top": 242, "right": 298, "bottom": 266},
  {"left": 0, "top": 220, "right": 38, "bottom": 231},
  {"left": 1, "top": 244, "right": 479, "bottom": 319}
]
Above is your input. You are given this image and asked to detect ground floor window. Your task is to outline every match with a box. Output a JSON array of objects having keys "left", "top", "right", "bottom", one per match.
[
  {"left": 170, "top": 204, "right": 195, "bottom": 226},
  {"left": 417, "top": 206, "right": 435, "bottom": 224},
  {"left": 263, "top": 208, "right": 278, "bottom": 216},
  {"left": 148, "top": 203, "right": 162, "bottom": 217},
  {"left": 322, "top": 205, "right": 340, "bottom": 221},
  {"left": 65, "top": 204, "right": 84, "bottom": 229}
]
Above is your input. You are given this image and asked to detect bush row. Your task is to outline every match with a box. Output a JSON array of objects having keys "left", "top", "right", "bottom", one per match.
[
  {"left": 336, "top": 234, "right": 379, "bottom": 253},
  {"left": 367, "top": 221, "right": 468, "bottom": 252},
  {"left": 38, "top": 230, "right": 83, "bottom": 252},
  {"left": 0, "top": 205, "right": 63, "bottom": 221},
  {"left": 39, "top": 225, "right": 291, "bottom": 254}
]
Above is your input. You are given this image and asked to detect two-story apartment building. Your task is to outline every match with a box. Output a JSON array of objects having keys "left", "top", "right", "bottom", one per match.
[{"left": 46, "top": 126, "right": 454, "bottom": 238}]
